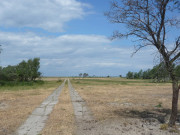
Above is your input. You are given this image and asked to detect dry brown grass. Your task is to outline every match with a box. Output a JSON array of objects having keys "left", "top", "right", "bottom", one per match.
[
  {"left": 0, "top": 87, "right": 57, "bottom": 135},
  {"left": 41, "top": 83, "right": 75, "bottom": 135},
  {"left": 42, "top": 77, "right": 68, "bottom": 81},
  {"left": 0, "top": 77, "right": 178, "bottom": 135},
  {"left": 41, "top": 77, "right": 62, "bottom": 81},
  {"left": 71, "top": 78, "right": 177, "bottom": 122}
]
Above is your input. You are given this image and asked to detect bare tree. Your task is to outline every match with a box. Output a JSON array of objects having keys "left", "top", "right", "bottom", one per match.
[{"left": 105, "top": 0, "right": 180, "bottom": 126}]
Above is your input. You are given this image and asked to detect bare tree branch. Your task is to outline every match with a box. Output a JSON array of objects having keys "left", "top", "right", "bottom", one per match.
[
  {"left": 171, "top": 52, "right": 180, "bottom": 63},
  {"left": 105, "top": 0, "right": 180, "bottom": 126},
  {"left": 169, "top": 36, "right": 180, "bottom": 57}
]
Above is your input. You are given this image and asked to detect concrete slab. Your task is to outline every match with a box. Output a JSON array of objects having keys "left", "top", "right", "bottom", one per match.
[
  {"left": 68, "top": 79, "right": 94, "bottom": 134},
  {"left": 16, "top": 80, "right": 66, "bottom": 135}
]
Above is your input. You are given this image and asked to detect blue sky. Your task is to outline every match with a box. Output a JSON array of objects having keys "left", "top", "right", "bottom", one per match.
[{"left": 0, "top": 0, "right": 178, "bottom": 77}]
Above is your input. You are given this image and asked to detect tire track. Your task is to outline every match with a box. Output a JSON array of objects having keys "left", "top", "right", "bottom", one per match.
[
  {"left": 16, "top": 80, "right": 66, "bottom": 135},
  {"left": 68, "top": 79, "right": 95, "bottom": 135}
]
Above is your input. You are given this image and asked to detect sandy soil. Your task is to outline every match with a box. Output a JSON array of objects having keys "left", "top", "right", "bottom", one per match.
[{"left": 69, "top": 118, "right": 179, "bottom": 135}]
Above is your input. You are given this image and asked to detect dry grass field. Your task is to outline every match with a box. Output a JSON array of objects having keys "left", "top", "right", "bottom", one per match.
[
  {"left": 0, "top": 77, "right": 179, "bottom": 135},
  {"left": 0, "top": 81, "right": 61, "bottom": 135},
  {"left": 71, "top": 78, "right": 173, "bottom": 120},
  {"left": 71, "top": 78, "right": 180, "bottom": 134},
  {"left": 41, "top": 77, "right": 62, "bottom": 81},
  {"left": 42, "top": 77, "right": 67, "bottom": 81}
]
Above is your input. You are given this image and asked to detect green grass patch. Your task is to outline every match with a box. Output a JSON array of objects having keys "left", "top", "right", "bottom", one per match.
[
  {"left": 56, "top": 79, "right": 63, "bottom": 83},
  {"left": 0, "top": 80, "right": 44, "bottom": 86},
  {"left": 0, "top": 80, "right": 62, "bottom": 91},
  {"left": 71, "top": 78, "right": 171, "bottom": 86}
]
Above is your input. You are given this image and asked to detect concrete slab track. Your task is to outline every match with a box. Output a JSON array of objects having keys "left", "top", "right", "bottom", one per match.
[
  {"left": 16, "top": 80, "right": 66, "bottom": 135},
  {"left": 68, "top": 79, "right": 95, "bottom": 135}
]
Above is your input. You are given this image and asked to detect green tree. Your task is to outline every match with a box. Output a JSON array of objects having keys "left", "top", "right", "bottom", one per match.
[
  {"left": 126, "top": 71, "right": 134, "bottom": 79},
  {"left": 16, "top": 60, "right": 28, "bottom": 81},
  {"left": 142, "top": 70, "right": 151, "bottom": 79},
  {"left": 27, "top": 59, "right": 33, "bottom": 81},
  {"left": 158, "top": 62, "right": 169, "bottom": 82},
  {"left": 134, "top": 72, "right": 139, "bottom": 79},
  {"left": 138, "top": 70, "right": 143, "bottom": 79},
  {"left": 83, "top": 73, "right": 89, "bottom": 78},
  {"left": 149, "top": 65, "right": 160, "bottom": 82},
  {"left": 0, "top": 66, "right": 3, "bottom": 80},
  {"left": 2, "top": 65, "right": 17, "bottom": 81},
  {"left": 175, "top": 65, "right": 180, "bottom": 79},
  {"left": 0, "top": 58, "right": 41, "bottom": 82},
  {"left": 79, "top": 73, "right": 82, "bottom": 78},
  {"left": 30, "top": 58, "right": 41, "bottom": 81},
  {"left": 151, "top": 63, "right": 170, "bottom": 82}
]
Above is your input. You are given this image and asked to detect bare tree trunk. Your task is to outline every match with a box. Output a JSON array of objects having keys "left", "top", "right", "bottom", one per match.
[{"left": 169, "top": 78, "right": 179, "bottom": 126}]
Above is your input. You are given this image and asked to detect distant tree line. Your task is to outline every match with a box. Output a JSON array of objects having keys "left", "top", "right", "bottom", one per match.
[
  {"left": 79, "top": 73, "right": 89, "bottom": 78},
  {"left": 0, "top": 58, "right": 41, "bottom": 82},
  {"left": 126, "top": 63, "right": 180, "bottom": 82}
]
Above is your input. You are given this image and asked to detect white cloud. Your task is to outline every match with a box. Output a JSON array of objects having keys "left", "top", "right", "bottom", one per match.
[
  {"left": 0, "top": 0, "right": 90, "bottom": 32},
  {"left": 0, "top": 32, "right": 155, "bottom": 76},
  {"left": 93, "top": 62, "right": 131, "bottom": 67}
]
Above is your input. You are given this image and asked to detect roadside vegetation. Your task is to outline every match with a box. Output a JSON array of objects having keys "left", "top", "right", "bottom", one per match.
[
  {"left": 72, "top": 77, "right": 171, "bottom": 86},
  {"left": 0, "top": 57, "right": 64, "bottom": 91},
  {"left": 0, "top": 58, "right": 45, "bottom": 90},
  {"left": 0, "top": 58, "right": 41, "bottom": 83},
  {"left": 0, "top": 80, "right": 61, "bottom": 91},
  {"left": 126, "top": 63, "right": 180, "bottom": 82}
]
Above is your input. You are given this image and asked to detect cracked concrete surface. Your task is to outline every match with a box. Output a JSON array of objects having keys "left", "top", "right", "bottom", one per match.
[
  {"left": 68, "top": 79, "right": 95, "bottom": 135},
  {"left": 16, "top": 80, "right": 66, "bottom": 135}
]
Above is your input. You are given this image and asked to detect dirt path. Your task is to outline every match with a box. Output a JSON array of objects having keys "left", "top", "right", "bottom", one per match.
[
  {"left": 16, "top": 80, "right": 66, "bottom": 135},
  {"left": 68, "top": 79, "right": 96, "bottom": 135}
]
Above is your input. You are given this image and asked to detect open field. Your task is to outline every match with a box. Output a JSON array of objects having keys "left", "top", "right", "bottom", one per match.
[
  {"left": 0, "top": 80, "right": 62, "bottom": 135},
  {"left": 0, "top": 77, "right": 179, "bottom": 135},
  {"left": 41, "top": 77, "right": 63, "bottom": 81},
  {"left": 71, "top": 78, "right": 180, "bottom": 134},
  {"left": 71, "top": 78, "right": 173, "bottom": 118}
]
